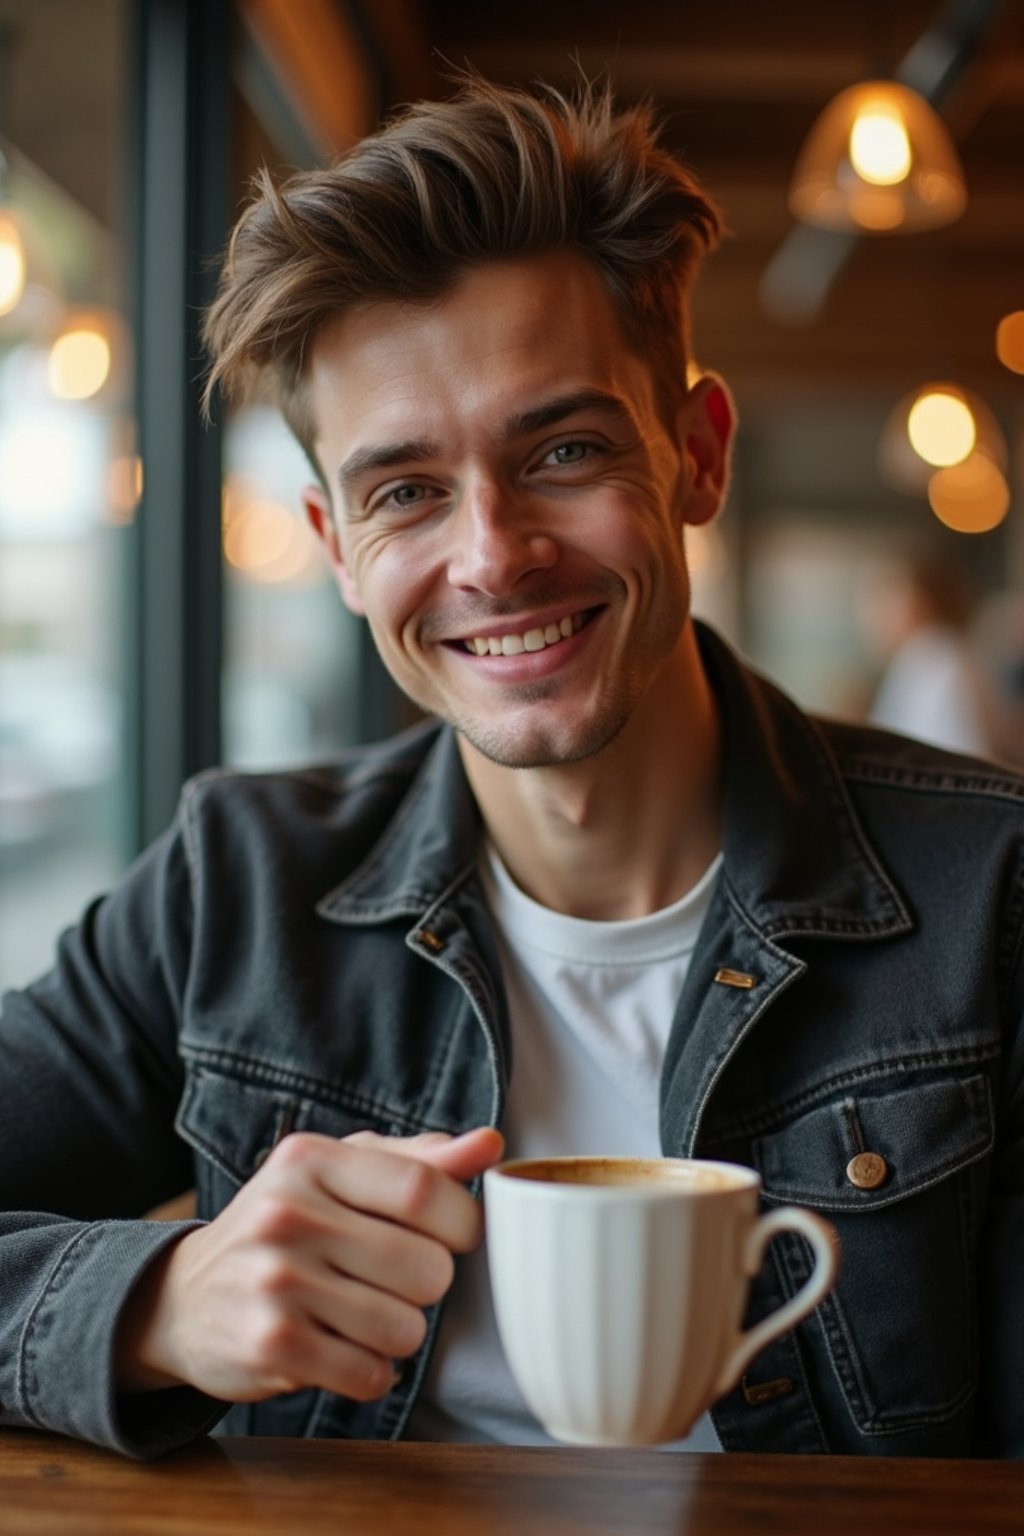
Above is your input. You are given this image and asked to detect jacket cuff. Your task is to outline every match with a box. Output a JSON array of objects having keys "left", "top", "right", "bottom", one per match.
[{"left": 17, "top": 1219, "right": 228, "bottom": 1459}]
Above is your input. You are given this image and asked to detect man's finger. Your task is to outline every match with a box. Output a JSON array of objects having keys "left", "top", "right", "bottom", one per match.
[{"left": 411, "top": 1127, "right": 505, "bottom": 1183}]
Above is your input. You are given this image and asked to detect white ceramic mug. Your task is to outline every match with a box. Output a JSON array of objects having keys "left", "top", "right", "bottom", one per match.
[{"left": 483, "top": 1155, "right": 839, "bottom": 1447}]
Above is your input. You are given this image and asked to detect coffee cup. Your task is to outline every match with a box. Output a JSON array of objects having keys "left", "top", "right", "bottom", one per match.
[{"left": 483, "top": 1155, "right": 838, "bottom": 1447}]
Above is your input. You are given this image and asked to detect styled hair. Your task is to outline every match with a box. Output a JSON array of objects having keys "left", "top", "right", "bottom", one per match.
[{"left": 203, "top": 75, "right": 722, "bottom": 465}]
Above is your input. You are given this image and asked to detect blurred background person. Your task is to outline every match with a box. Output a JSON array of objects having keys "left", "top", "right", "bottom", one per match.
[
  {"left": 866, "top": 547, "right": 988, "bottom": 755},
  {"left": 970, "top": 591, "right": 1024, "bottom": 771}
]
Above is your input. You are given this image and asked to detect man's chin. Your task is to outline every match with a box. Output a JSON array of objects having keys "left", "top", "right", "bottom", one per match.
[{"left": 455, "top": 711, "right": 629, "bottom": 771}]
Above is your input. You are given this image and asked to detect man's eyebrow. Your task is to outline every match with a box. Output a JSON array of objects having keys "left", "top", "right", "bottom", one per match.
[
  {"left": 336, "top": 391, "right": 633, "bottom": 497},
  {"left": 504, "top": 390, "right": 636, "bottom": 440},
  {"left": 337, "top": 439, "right": 439, "bottom": 495}
]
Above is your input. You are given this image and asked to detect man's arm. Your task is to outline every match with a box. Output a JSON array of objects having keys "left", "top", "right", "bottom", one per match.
[
  {"left": 0, "top": 823, "right": 221, "bottom": 1456},
  {"left": 977, "top": 895, "right": 1024, "bottom": 1457}
]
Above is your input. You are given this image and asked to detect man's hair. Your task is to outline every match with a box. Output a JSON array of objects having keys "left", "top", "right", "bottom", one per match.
[{"left": 203, "top": 75, "right": 722, "bottom": 467}]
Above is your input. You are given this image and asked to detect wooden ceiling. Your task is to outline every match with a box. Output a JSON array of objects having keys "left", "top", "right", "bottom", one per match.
[
  {"left": 385, "top": 0, "right": 1024, "bottom": 405},
  {"left": 4, "top": 0, "right": 1021, "bottom": 431}
]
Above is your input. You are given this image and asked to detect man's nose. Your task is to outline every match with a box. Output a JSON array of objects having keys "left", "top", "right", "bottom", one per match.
[{"left": 446, "top": 482, "right": 557, "bottom": 595}]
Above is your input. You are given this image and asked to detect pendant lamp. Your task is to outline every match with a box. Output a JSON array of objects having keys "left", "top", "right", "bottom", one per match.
[{"left": 790, "top": 80, "right": 967, "bottom": 234}]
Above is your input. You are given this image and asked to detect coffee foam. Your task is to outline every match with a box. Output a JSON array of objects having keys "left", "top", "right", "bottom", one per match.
[{"left": 500, "top": 1157, "right": 746, "bottom": 1191}]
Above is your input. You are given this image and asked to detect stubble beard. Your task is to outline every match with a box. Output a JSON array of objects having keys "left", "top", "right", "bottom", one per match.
[{"left": 449, "top": 678, "right": 635, "bottom": 769}]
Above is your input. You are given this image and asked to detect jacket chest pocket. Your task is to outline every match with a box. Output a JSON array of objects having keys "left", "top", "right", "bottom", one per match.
[
  {"left": 175, "top": 1060, "right": 421, "bottom": 1218},
  {"left": 751, "top": 1072, "right": 993, "bottom": 1437}
]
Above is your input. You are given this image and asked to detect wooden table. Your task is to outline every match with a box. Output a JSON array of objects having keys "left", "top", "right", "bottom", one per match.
[{"left": 0, "top": 1431, "right": 1020, "bottom": 1535}]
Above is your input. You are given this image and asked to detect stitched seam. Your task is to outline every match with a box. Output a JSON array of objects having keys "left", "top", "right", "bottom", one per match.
[
  {"left": 842, "top": 760, "right": 1024, "bottom": 803},
  {"left": 177, "top": 1048, "right": 450, "bottom": 1133},
  {"left": 710, "top": 1045, "right": 1000, "bottom": 1141},
  {"left": 18, "top": 1224, "right": 105, "bottom": 1426},
  {"left": 760, "top": 914, "right": 910, "bottom": 940}
]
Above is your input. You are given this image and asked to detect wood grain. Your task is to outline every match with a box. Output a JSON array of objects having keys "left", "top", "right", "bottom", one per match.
[{"left": 0, "top": 1431, "right": 1019, "bottom": 1536}]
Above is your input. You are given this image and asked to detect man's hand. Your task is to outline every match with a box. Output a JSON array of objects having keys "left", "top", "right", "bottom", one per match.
[{"left": 115, "top": 1126, "right": 504, "bottom": 1403}]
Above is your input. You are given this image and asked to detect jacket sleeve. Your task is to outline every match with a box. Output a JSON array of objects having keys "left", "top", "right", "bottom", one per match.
[
  {"left": 977, "top": 872, "right": 1024, "bottom": 1459},
  {"left": 0, "top": 811, "right": 227, "bottom": 1456}
]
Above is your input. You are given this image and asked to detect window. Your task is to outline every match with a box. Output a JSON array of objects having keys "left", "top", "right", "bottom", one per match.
[{"left": 0, "top": 0, "right": 133, "bottom": 987}]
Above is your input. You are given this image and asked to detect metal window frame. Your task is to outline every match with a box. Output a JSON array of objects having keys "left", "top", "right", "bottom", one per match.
[
  {"left": 128, "top": 0, "right": 414, "bottom": 853},
  {"left": 129, "top": 0, "right": 228, "bottom": 850}
]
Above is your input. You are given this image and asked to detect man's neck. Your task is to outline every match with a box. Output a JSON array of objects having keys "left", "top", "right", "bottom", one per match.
[{"left": 458, "top": 627, "right": 723, "bottom": 921}]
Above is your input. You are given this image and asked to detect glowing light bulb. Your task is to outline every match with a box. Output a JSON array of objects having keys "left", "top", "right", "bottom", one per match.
[
  {"left": 849, "top": 102, "right": 912, "bottom": 186},
  {"left": 996, "top": 311, "right": 1024, "bottom": 376},
  {"left": 907, "top": 389, "right": 976, "bottom": 468},
  {"left": 0, "top": 212, "right": 26, "bottom": 316},
  {"left": 48, "top": 326, "right": 112, "bottom": 400}
]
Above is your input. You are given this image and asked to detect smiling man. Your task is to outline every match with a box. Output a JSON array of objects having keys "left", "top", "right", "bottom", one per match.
[
  {"left": 0, "top": 76, "right": 1022, "bottom": 1462},
  {"left": 301, "top": 251, "right": 726, "bottom": 917}
]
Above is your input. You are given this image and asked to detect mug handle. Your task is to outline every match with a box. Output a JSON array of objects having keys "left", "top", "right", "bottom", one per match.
[{"left": 714, "top": 1205, "right": 840, "bottom": 1395}]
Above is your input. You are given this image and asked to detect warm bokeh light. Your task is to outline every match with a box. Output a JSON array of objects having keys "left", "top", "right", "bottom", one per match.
[
  {"left": 48, "top": 326, "right": 112, "bottom": 400},
  {"left": 107, "top": 454, "right": 143, "bottom": 524},
  {"left": 0, "top": 213, "right": 26, "bottom": 317},
  {"left": 907, "top": 389, "right": 976, "bottom": 468},
  {"left": 996, "top": 311, "right": 1024, "bottom": 375},
  {"left": 223, "top": 494, "right": 322, "bottom": 585},
  {"left": 928, "top": 453, "right": 1010, "bottom": 533},
  {"left": 849, "top": 102, "right": 912, "bottom": 186}
]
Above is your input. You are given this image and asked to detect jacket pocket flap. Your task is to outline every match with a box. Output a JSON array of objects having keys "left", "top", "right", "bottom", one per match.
[
  {"left": 176, "top": 1062, "right": 398, "bottom": 1187},
  {"left": 752, "top": 1073, "right": 993, "bottom": 1212}
]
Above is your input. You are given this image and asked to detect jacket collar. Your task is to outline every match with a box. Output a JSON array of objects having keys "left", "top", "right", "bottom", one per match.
[
  {"left": 317, "top": 725, "right": 482, "bottom": 924},
  {"left": 319, "top": 622, "right": 912, "bottom": 942},
  {"left": 697, "top": 624, "right": 911, "bottom": 941}
]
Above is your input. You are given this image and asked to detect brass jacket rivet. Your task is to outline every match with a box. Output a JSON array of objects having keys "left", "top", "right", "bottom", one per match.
[
  {"left": 415, "top": 929, "right": 446, "bottom": 953},
  {"left": 846, "top": 1151, "right": 888, "bottom": 1190},
  {"left": 714, "top": 967, "right": 756, "bottom": 989},
  {"left": 742, "top": 1375, "right": 795, "bottom": 1405}
]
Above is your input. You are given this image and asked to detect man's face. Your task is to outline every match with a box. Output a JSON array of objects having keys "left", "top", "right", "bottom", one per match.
[{"left": 304, "top": 251, "right": 729, "bottom": 769}]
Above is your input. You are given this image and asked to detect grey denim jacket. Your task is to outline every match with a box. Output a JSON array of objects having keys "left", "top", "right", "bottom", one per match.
[{"left": 1, "top": 624, "right": 1022, "bottom": 1460}]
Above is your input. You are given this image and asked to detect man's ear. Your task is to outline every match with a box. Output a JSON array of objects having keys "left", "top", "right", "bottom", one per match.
[
  {"left": 677, "top": 373, "right": 736, "bottom": 528},
  {"left": 302, "top": 484, "right": 365, "bottom": 616}
]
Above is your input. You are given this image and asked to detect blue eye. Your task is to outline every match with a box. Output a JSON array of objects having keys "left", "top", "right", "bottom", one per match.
[
  {"left": 549, "top": 441, "right": 589, "bottom": 465},
  {"left": 392, "top": 484, "right": 426, "bottom": 505}
]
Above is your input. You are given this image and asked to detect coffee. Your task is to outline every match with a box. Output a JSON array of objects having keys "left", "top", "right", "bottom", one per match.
[{"left": 500, "top": 1156, "right": 740, "bottom": 1191}]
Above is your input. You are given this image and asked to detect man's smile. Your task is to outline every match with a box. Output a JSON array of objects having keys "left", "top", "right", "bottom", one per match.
[{"left": 453, "top": 609, "right": 592, "bottom": 656}]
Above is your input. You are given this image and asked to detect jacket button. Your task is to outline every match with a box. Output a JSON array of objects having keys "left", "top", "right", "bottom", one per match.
[{"left": 846, "top": 1151, "right": 888, "bottom": 1189}]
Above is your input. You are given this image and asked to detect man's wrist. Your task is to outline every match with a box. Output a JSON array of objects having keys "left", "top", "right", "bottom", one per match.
[{"left": 114, "top": 1235, "right": 190, "bottom": 1394}]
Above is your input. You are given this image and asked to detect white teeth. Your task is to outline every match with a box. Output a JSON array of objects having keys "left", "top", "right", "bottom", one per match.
[{"left": 464, "top": 611, "right": 586, "bottom": 656}]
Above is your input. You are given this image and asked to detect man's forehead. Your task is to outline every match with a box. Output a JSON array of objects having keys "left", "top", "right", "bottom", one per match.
[{"left": 306, "top": 253, "right": 664, "bottom": 455}]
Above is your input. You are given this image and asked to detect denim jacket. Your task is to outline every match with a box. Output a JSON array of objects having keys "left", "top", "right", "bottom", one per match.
[{"left": 1, "top": 623, "right": 1022, "bottom": 1459}]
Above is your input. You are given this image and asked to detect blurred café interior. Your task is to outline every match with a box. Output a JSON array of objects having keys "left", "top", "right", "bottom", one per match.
[{"left": 0, "top": 0, "right": 1022, "bottom": 988}]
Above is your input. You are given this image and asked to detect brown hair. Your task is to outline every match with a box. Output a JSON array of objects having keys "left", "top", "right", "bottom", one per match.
[{"left": 203, "top": 75, "right": 721, "bottom": 469}]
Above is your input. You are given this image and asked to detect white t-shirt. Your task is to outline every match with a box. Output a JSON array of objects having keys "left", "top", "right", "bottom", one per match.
[{"left": 406, "top": 843, "right": 724, "bottom": 1450}]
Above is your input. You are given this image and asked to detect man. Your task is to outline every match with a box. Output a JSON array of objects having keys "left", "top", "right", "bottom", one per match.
[{"left": 0, "top": 77, "right": 1021, "bottom": 1461}]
